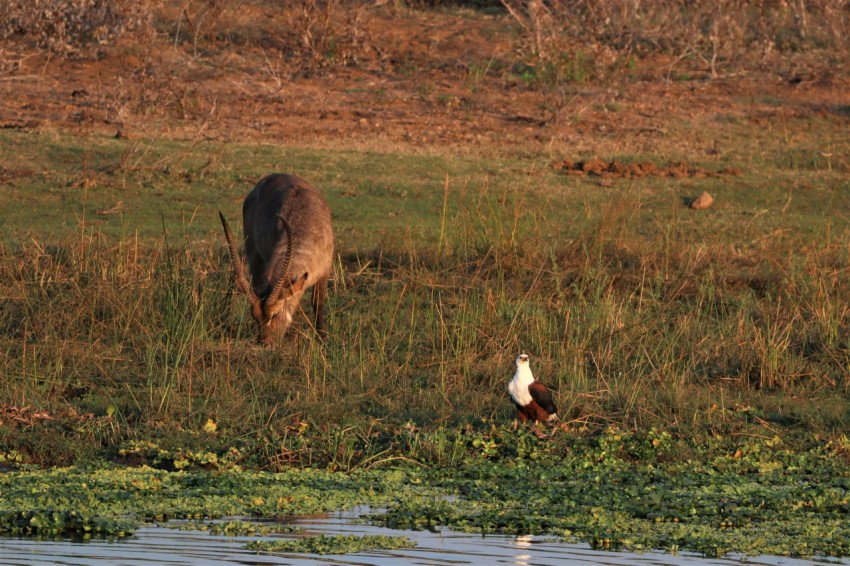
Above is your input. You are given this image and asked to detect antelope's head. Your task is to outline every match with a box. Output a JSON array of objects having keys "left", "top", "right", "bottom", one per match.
[{"left": 219, "top": 211, "right": 308, "bottom": 345}]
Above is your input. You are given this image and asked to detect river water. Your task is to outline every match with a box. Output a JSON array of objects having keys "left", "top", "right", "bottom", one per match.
[{"left": 0, "top": 508, "right": 844, "bottom": 566}]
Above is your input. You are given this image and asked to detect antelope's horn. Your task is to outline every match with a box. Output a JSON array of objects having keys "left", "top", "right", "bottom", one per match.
[
  {"left": 219, "top": 211, "right": 260, "bottom": 306},
  {"left": 269, "top": 215, "right": 295, "bottom": 303}
]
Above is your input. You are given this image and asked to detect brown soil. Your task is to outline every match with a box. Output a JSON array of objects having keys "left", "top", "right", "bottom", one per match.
[
  {"left": 1, "top": 5, "right": 848, "bottom": 157},
  {"left": 555, "top": 159, "right": 742, "bottom": 179}
]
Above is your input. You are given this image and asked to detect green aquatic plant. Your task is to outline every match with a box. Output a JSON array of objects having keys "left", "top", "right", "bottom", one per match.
[
  {"left": 373, "top": 429, "right": 850, "bottom": 558},
  {"left": 370, "top": 498, "right": 457, "bottom": 531},
  {"left": 0, "top": 450, "right": 23, "bottom": 465},
  {"left": 163, "top": 520, "right": 303, "bottom": 536},
  {"left": 0, "top": 465, "right": 437, "bottom": 537},
  {"left": 117, "top": 440, "right": 245, "bottom": 471},
  {"left": 245, "top": 534, "right": 416, "bottom": 555},
  {"left": 0, "top": 509, "right": 135, "bottom": 538},
  {"left": 2, "top": 430, "right": 850, "bottom": 558}
]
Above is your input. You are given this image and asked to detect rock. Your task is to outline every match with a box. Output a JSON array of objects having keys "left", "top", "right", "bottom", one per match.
[{"left": 689, "top": 191, "right": 714, "bottom": 210}]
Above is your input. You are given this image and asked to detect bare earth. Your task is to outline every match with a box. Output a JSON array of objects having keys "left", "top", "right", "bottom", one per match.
[{"left": 1, "top": 7, "right": 848, "bottom": 160}]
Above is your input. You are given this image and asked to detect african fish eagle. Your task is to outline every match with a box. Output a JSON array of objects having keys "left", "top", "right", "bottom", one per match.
[{"left": 507, "top": 354, "right": 559, "bottom": 424}]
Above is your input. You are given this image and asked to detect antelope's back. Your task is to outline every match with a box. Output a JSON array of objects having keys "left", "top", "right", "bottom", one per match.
[{"left": 243, "top": 174, "right": 334, "bottom": 283}]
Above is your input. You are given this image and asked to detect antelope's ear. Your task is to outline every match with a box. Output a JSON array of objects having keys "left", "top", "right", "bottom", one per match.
[{"left": 290, "top": 272, "right": 309, "bottom": 294}]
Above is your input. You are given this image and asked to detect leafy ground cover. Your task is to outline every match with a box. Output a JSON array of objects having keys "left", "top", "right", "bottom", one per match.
[
  {"left": 2, "top": 427, "right": 849, "bottom": 558},
  {"left": 0, "top": 463, "right": 433, "bottom": 538},
  {"left": 245, "top": 534, "right": 417, "bottom": 555},
  {"left": 374, "top": 427, "right": 850, "bottom": 558}
]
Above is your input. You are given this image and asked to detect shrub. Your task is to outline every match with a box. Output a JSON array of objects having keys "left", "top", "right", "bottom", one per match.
[{"left": 0, "top": 0, "right": 153, "bottom": 55}]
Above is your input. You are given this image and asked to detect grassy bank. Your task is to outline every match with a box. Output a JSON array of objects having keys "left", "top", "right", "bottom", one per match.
[{"left": 0, "top": 128, "right": 848, "bottom": 467}]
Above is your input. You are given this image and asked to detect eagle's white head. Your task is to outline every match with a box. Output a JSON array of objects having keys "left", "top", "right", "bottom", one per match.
[
  {"left": 509, "top": 353, "right": 535, "bottom": 405},
  {"left": 516, "top": 353, "right": 530, "bottom": 369},
  {"left": 514, "top": 354, "right": 534, "bottom": 382}
]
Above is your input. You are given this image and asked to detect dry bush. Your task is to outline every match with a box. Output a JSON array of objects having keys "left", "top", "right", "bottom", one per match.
[
  {"left": 160, "top": 0, "right": 373, "bottom": 69},
  {"left": 502, "top": 0, "right": 850, "bottom": 79},
  {"left": 282, "top": 0, "right": 372, "bottom": 68},
  {"left": 0, "top": 0, "right": 154, "bottom": 55}
]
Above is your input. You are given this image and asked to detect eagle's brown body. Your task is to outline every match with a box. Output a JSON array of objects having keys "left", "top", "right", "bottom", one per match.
[{"left": 507, "top": 354, "right": 558, "bottom": 424}]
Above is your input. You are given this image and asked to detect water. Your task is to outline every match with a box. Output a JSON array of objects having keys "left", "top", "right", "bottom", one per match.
[{"left": 0, "top": 508, "right": 844, "bottom": 566}]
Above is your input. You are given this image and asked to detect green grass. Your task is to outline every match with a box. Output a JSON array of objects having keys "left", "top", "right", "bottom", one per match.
[
  {"left": 0, "top": 128, "right": 848, "bottom": 468},
  {"left": 0, "top": 127, "right": 849, "bottom": 559}
]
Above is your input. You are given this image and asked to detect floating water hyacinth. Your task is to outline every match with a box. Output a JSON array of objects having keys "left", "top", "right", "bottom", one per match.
[{"left": 246, "top": 534, "right": 417, "bottom": 555}]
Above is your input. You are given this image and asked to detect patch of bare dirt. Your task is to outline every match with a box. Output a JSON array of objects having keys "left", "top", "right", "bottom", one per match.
[
  {"left": 0, "top": 4, "right": 848, "bottom": 157},
  {"left": 555, "top": 159, "right": 743, "bottom": 179}
]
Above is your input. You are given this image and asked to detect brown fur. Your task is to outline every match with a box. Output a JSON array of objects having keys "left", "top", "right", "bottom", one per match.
[{"left": 220, "top": 173, "right": 334, "bottom": 345}]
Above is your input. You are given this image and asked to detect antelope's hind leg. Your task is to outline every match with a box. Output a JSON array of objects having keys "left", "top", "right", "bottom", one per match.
[{"left": 312, "top": 274, "right": 329, "bottom": 338}]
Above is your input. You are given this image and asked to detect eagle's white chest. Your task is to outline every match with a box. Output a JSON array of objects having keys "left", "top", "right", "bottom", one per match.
[{"left": 508, "top": 366, "right": 535, "bottom": 406}]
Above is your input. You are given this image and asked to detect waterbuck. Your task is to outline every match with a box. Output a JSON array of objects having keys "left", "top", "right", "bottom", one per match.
[{"left": 219, "top": 173, "right": 334, "bottom": 344}]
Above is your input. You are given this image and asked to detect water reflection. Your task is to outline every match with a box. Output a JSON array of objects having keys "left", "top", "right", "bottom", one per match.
[
  {"left": 513, "top": 534, "right": 533, "bottom": 566},
  {"left": 0, "top": 511, "right": 845, "bottom": 566}
]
